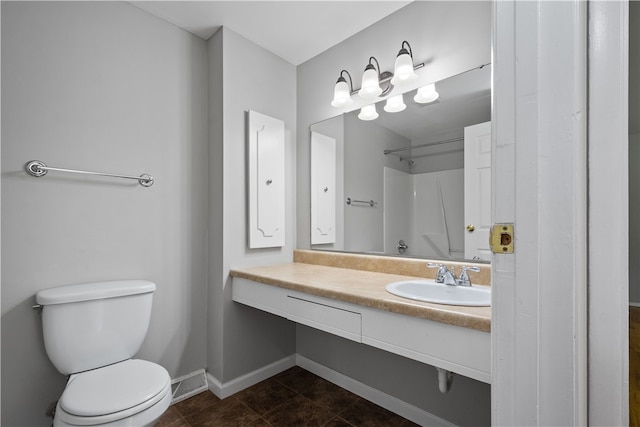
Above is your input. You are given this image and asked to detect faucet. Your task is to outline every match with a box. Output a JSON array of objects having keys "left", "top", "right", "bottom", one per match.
[{"left": 427, "top": 263, "right": 481, "bottom": 286}]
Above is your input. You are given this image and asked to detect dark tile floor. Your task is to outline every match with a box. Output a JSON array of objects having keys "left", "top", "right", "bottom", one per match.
[{"left": 155, "top": 366, "right": 419, "bottom": 427}]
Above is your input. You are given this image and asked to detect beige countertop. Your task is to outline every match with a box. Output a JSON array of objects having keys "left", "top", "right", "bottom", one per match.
[{"left": 230, "top": 262, "right": 491, "bottom": 332}]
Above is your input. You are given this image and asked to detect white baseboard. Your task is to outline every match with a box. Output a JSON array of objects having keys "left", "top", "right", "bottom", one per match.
[
  {"left": 206, "top": 355, "right": 296, "bottom": 399},
  {"left": 204, "top": 354, "right": 456, "bottom": 426},
  {"left": 296, "top": 355, "right": 457, "bottom": 427}
]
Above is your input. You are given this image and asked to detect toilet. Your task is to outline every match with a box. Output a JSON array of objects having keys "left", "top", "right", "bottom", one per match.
[{"left": 36, "top": 280, "right": 172, "bottom": 427}]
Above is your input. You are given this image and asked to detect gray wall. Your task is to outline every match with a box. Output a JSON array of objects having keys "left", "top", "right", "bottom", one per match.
[
  {"left": 1, "top": 2, "right": 208, "bottom": 425},
  {"left": 207, "top": 27, "right": 297, "bottom": 384},
  {"left": 630, "top": 1, "right": 639, "bottom": 303},
  {"left": 296, "top": 2, "right": 492, "bottom": 425},
  {"left": 343, "top": 114, "right": 409, "bottom": 253}
]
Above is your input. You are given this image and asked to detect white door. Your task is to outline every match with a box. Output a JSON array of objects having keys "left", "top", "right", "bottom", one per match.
[{"left": 464, "top": 121, "right": 492, "bottom": 260}]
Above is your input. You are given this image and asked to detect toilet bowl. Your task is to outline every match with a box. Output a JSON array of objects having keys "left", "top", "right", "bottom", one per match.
[
  {"left": 53, "top": 360, "right": 171, "bottom": 427},
  {"left": 36, "top": 280, "right": 172, "bottom": 426}
]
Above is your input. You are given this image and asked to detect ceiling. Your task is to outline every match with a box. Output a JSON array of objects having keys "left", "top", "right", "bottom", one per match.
[{"left": 131, "top": 1, "right": 412, "bottom": 66}]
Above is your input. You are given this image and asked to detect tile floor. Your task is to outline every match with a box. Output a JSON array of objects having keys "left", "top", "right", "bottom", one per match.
[{"left": 155, "top": 366, "right": 419, "bottom": 427}]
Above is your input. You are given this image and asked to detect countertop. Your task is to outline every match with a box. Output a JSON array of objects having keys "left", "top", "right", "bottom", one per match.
[{"left": 230, "top": 262, "right": 491, "bottom": 332}]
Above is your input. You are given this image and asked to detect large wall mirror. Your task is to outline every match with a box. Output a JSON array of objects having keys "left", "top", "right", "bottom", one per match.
[{"left": 310, "top": 64, "right": 492, "bottom": 262}]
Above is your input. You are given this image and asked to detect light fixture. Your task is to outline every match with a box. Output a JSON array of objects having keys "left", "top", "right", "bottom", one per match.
[
  {"left": 358, "top": 104, "right": 379, "bottom": 121},
  {"left": 331, "top": 70, "right": 354, "bottom": 107},
  {"left": 384, "top": 94, "right": 406, "bottom": 113},
  {"left": 359, "top": 57, "right": 383, "bottom": 99},
  {"left": 330, "top": 40, "right": 425, "bottom": 112},
  {"left": 390, "top": 41, "right": 418, "bottom": 86},
  {"left": 414, "top": 83, "right": 440, "bottom": 104}
]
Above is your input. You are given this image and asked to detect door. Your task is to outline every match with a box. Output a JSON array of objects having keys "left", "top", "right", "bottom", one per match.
[{"left": 464, "top": 121, "right": 492, "bottom": 260}]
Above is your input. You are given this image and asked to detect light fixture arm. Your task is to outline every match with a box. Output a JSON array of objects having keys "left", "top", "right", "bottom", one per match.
[
  {"left": 400, "top": 41, "right": 413, "bottom": 59},
  {"left": 338, "top": 69, "right": 354, "bottom": 93},
  {"left": 367, "top": 56, "right": 381, "bottom": 78}
]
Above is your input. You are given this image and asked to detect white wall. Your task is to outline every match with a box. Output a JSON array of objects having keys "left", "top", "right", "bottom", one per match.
[
  {"left": 1, "top": 2, "right": 208, "bottom": 425},
  {"left": 206, "top": 27, "right": 297, "bottom": 385},
  {"left": 296, "top": 2, "right": 492, "bottom": 425}
]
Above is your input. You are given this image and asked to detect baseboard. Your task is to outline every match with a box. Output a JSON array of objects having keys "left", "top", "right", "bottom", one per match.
[
  {"left": 203, "top": 354, "right": 455, "bottom": 426},
  {"left": 296, "top": 355, "right": 457, "bottom": 427},
  {"left": 207, "top": 355, "right": 296, "bottom": 399}
]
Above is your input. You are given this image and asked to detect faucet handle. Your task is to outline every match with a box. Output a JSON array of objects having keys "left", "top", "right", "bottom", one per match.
[
  {"left": 426, "top": 263, "right": 447, "bottom": 283},
  {"left": 457, "top": 266, "right": 481, "bottom": 286}
]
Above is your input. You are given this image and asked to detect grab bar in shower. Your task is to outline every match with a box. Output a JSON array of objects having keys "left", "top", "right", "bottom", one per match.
[
  {"left": 24, "top": 160, "right": 154, "bottom": 187},
  {"left": 346, "top": 197, "right": 377, "bottom": 207}
]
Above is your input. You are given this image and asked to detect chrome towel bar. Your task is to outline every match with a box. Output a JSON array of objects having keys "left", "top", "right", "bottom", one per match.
[
  {"left": 346, "top": 197, "right": 377, "bottom": 207},
  {"left": 25, "top": 160, "right": 154, "bottom": 187}
]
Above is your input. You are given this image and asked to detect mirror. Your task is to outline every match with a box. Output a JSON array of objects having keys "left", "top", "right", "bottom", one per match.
[{"left": 310, "top": 64, "right": 491, "bottom": 262}]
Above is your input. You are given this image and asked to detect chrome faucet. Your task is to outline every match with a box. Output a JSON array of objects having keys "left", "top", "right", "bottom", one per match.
[{"left": 427, "top": 263, "right": 481, "bottom": 286}]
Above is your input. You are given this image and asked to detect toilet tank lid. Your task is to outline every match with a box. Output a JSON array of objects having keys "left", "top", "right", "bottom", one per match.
[{"left": 36, "top": 280, "right": 156, "bottom": 305}]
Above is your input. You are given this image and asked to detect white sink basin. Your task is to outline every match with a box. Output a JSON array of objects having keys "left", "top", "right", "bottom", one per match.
[{"left": 386, "top": 280, "right": 491, "bottom": 306}]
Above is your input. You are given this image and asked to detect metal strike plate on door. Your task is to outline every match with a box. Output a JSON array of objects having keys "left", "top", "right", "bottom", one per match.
[{"left": 490, "top": 224, "right": 514, "bottom": 254}]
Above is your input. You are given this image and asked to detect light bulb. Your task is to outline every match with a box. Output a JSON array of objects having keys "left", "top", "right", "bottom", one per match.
[
  {"left": 331, "top": 78, "right": 353, "bottom": 107},
  {"left": 358, "top": 104, "right": 379, "bottom": 121},
  {"left": 414, "top": 83, "right": 439, "bottom": 104},
  {"left": 390, "top": 52, "right": 417, "bottom": 85},
  {"left": 384, "top": 94, "right": 406, "bottom": 113},
  {"left": 359, "top": 65, "right": 382, "bottom": 99}
]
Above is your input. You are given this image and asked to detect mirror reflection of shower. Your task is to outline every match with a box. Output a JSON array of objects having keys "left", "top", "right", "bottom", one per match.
[{"left": 384, "top": 168, "right": 463, "bottom": 259}]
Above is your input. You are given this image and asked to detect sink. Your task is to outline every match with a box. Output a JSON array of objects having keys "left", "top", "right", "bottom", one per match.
[{"left": 385, "top": 280, "right": 491, "bottom": 306}]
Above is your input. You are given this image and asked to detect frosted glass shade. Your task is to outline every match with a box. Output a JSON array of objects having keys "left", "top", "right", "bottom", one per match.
[
  {"left": 390, "top": 52, "right": 417, "bottom": 86},
  {"left": 359, "top": 67, "right": 382, "bottom": 99},
  {"left": 358, "top": 104, "right": 379, "bottom": 121},
  {"left": 331, "top": 79, "right": 353, "bottom": 107},
  {"left": 414, "top": 83, "right": 440, "bottom": 104},
  {"left": 384, "top": 94, "right": 406, "bottom": 113}
]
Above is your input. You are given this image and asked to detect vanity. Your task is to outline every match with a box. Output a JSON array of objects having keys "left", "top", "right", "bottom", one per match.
[{"left": 230, "top": 250, "right": 491, "bottom": 385}]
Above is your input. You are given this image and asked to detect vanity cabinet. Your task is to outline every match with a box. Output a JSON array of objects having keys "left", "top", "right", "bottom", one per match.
[{"left": 232, "top": 277, "right": 490, "bottom": 384}]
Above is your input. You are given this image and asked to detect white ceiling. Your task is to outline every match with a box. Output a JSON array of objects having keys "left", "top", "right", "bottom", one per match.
[{"left": 131, "top": 1, "right": 412, "bottom": 66}]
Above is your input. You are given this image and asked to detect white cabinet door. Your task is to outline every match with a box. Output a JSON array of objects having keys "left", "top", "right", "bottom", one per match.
[
  {"left": 464, "top": 121, "right": 492, "bottom": 260},
  {"left": 248, "top": 110, "right": 285, "bottom": 248}
]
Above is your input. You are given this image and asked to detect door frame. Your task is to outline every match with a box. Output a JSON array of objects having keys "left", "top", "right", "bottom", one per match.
[{"left": 587, "top": 1, "right": 629, "bottom": 424}]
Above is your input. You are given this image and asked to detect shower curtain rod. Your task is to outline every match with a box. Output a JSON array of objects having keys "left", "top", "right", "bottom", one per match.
[{"left": 383, "top": 136, "right": 464, "bottom": 155}]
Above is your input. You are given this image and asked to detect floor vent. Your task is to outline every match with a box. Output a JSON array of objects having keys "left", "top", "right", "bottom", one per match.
[{"left": 171, "top": 370, "right": 208, "bottom": 404}]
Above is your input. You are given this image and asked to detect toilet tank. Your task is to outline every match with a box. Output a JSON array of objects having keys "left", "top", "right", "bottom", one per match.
[{"left": 36, "top": 280, "right": 156, "bottom": 375}]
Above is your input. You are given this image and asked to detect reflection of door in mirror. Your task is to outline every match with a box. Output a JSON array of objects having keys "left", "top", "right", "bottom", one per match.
[
  {"left": 311, "top": 131, "right": 337, "bottom": 244},
  {"left": 464, "top": 121, "right": 492, "bottom": 260}
]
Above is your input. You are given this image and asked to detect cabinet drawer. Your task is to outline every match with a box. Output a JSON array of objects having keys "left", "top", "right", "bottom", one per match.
[
  {"left": 232, "top": 278, "right": 288, "bottom": 318},
  {"left": 287, "top": 295, "right": 361, "bottom": 342}
]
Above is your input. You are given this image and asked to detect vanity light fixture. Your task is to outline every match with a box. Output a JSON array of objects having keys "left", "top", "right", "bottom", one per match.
[
  {"left": 383, "top": 94, "right": 406, "bottom": 113},
  {"left": 358, "top": 104, "right": 379, "bottom": 121},
  {"left": 331, "top": 40, "right": 425, "bottom": 110},
  {"left": 390, "top": 41, "right": 418, "bottom": 86},
  {"left": 359, "top": 57, "right": 383, "bottom": 99},
  {"left": 414, "top": 83, "right": 440, "bottom": 104},
  {"left": 331, "top": 70, "right": 355, "bottom": 107}
]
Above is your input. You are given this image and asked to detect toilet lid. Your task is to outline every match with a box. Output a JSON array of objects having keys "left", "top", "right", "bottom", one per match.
[{"left": 60, "top": 359, "right": 170, "bottom": 417}]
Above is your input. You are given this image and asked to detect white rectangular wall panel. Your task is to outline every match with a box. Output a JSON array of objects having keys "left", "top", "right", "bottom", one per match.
[
  {"left": 310, "top": 131, "right": 336, "bottom": 244},
  {"left": 248, "top": 110, "right": 285, "bottom": 248}
]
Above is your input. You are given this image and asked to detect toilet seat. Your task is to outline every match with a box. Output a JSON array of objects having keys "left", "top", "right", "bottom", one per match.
[{"left": 56, "top": 359, "right": 171, "bottom": 426}]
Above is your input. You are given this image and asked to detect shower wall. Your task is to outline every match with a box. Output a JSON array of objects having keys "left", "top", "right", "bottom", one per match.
[{"left": 384, "top": 167, "right": 464, "bottom": 258}]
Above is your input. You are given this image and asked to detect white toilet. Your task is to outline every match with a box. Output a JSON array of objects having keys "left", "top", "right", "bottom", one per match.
[{"left": 36, "top": 280, "right": 172, "bottom": 427}]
